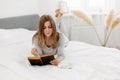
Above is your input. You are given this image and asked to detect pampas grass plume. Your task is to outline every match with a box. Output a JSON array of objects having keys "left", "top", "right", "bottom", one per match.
[
  {"left": 71, "top": 10, "right": 93, "bottom": 26},
  {"left": 106, "top": 9, "right": 114, "bottom": 29},
  {"left": 104, "top": 15, "right": 120, "bottom": 46},
  {"left": 111, "top": 17, "right": 120, "bottom": 29}
]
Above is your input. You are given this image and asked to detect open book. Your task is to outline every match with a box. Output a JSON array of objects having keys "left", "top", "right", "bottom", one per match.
[{"left": 28, "top": 53, "right": 55, "bottom": 66}]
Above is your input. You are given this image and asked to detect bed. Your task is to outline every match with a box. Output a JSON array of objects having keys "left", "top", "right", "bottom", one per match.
[{"left": 0, "top": 14, "right": 120, "bottom": 80}]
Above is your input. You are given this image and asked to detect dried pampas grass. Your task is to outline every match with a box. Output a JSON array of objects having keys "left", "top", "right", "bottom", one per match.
[
  {"left": 71, "top": 10, "right": 93, "bottom": 25},
  {"left": 71, "top": 10, "right": 102, "bottom": 45},
  {"left": 106, "top": 9, "right": 114, "bottom": 29},
  {"left": 111, "top": 17, "right": 120, "bottom": 29},
  {"left": 104, "top": 9, "right": 115, "bottom": 46},
  {"left": 70, "top": 9, "right": 120, "bottom": 46},
  {"left": 103, "top": 11, "right": 120, "bottom": 46}
]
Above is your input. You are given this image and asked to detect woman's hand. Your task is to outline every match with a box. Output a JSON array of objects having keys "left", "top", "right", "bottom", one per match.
[
  {"left": 50, "top": 58, "right": 61, "bottom": 66},
  {"left": 31, "top": 48, "right": 38, "bottom": 56}
]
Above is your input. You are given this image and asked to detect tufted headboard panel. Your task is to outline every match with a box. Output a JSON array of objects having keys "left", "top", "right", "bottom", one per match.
[{"left": 0, "top": 14, "right": 40, "bottom": 30}]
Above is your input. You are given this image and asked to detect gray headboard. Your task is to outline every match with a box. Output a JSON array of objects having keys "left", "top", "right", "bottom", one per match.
[{"left": 0, "top": 14, "right": 40, "bottom": 30}]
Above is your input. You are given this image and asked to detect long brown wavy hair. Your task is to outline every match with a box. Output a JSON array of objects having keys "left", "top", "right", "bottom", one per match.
[{"left": 32, "top": 14, "right": 59, "bottom": 48}]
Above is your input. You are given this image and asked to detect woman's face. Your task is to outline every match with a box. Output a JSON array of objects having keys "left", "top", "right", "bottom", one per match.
[{"left": 43, "top": 21, "right": 53, "bottom": 37}]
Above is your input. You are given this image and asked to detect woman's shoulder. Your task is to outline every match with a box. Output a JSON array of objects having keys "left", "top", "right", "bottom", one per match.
[
  {"left": 32, "top": 32, "right": 38, "bottom": 39},
  {"left": 32, "top": 35, "right": 38, "bottom": 43}
]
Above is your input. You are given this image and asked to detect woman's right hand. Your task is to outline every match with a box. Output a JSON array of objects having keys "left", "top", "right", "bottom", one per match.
[{"left": 31, "top": 48, "right": 38, "bottom": 56}]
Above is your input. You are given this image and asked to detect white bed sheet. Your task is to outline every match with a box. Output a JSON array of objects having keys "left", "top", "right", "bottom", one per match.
[{"left": 0, "top": 29, "right": 120, "bottom": 80}]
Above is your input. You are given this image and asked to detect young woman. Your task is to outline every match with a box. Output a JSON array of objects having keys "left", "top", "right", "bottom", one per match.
[{"left": 31, "top": 14, "right": 69, "bottom": 66}]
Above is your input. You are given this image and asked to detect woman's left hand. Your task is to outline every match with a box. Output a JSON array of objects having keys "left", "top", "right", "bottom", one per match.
[{"left": 50, "top": 58, "right": 61, "bottom": 66}]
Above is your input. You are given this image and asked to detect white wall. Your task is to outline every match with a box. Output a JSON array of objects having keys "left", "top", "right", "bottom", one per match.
[
  {"left": 115, "top": 0, "right": 120, "bottom": 14},
  {"left": 0, "top": 0, "right": 60, "bottom": 18}
]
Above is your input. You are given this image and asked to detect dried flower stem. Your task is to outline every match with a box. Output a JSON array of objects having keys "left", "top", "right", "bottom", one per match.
[
  {"left": 103, "top": 28, "right": 112, "bottom": 46},
  {"left": 92, "top": 26, "right": 102, "bottom": 45},
  {"left": 103, "top": 9, "right": 114, "bottom": 46}
]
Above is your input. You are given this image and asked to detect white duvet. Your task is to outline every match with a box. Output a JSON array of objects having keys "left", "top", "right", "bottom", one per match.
[{"left": 0, "top": 28, "right": 120, "bottom": 80}]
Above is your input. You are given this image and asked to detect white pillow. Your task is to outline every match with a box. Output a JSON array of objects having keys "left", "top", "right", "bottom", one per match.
[
  {"left": 0, "top": 28, "right": 36, "bottom": 64},
  {"left": 0, "top": 28, "right": 35, "bottom": 47}
]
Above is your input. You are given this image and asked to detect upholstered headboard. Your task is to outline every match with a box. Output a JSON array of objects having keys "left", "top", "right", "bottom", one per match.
[{"left": 0, "top": 14, "right": 40, "bottom": 30}]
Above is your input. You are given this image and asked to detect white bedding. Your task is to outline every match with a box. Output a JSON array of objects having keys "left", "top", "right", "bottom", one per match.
[{"left": 0, "top": 28, "right": 120, "bottom": 80}]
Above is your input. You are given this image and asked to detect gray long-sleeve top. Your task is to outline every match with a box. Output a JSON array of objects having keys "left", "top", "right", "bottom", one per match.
[{"left": 32, "top": 32, "right": 69, "bottom": 60}]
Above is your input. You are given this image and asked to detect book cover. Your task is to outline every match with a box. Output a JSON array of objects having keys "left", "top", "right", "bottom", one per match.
[{"left": 28, "top": 53, "right": 54, "bottom": 66}]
